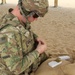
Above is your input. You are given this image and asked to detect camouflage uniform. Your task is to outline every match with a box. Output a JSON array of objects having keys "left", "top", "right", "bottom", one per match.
[
  {"left": 0, "top": 10, "right": 47, "bottom": 75},
  {"left": 0, "top": 0, "right": 49, "bottom": 75}
]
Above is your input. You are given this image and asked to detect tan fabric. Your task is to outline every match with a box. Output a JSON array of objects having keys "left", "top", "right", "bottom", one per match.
[
  {"left": 34, "top": 58, "right": 71, "bottom": 75},
  {"left": 61, "top": 63, "right": 75, "bottom": 75}
]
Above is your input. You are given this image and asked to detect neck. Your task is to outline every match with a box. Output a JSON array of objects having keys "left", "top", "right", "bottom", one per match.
[{"left": 11, "top": 6, "right": 26, "bottom": 23}]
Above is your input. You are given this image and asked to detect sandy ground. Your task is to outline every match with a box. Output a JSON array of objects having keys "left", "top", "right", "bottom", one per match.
[{"left": 0, "top": 4, "right": 75, "bottom": 58}]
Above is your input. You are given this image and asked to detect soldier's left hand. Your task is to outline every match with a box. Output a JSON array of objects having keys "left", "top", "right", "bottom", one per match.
[{"left": 36, "top": 38, "right": 46, "bottom": 44}]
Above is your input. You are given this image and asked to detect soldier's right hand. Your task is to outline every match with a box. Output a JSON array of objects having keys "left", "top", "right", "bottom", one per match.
[{"left": 36, "top": 40, "right": 47, "bottom": 54}]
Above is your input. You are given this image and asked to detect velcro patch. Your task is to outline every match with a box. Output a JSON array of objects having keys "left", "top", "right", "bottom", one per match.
[{"left": 0, "top": 36, "right": 7, "bottom": 44}]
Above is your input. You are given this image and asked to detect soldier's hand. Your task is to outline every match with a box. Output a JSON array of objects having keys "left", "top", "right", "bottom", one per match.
[
  {"left": 36, "top": 38, "right": 47, "bottom": 54},
  {"left": 36, "top": 38, "right": 45, "bottom": 43}
]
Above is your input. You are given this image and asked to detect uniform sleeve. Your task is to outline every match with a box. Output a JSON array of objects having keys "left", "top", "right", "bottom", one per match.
[
  {"left": 0, "top": 30, "right": 40, "bottom": 75},
  {"left": 33, "top": 32, "right": 38, "bottom": 39}
]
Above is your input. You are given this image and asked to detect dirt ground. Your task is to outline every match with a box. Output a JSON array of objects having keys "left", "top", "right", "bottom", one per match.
[{"left": 0, "top": 4, "right": 75, "bottom": 58}]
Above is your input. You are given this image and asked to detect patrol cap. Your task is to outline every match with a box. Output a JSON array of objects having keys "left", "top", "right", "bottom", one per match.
[{"left": 18, "top": 0, "right": 49, "bottom": 17}]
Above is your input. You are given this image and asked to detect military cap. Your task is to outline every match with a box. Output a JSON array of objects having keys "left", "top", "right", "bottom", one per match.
[{"left": 18, "top": 0, "right": 49, "bottom": 17}]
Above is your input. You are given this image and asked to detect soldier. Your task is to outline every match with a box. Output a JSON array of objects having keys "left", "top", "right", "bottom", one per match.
[{"left": 0, "top": 0, "right": 49, "bottom": 75}]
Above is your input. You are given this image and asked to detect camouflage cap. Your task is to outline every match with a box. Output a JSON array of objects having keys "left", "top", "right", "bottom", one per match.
[{"left": 18, "top": 0, "right": 49, "bottom": 17}]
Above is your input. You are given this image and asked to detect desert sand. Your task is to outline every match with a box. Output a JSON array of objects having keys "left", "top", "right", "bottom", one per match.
[{"left": 0, "top": 4, "right": 75, "bottom": 58}]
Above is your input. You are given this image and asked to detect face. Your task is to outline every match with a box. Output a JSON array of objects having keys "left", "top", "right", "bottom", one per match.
[
  {"left": 27, "top": 12, "right": 39, "bottom": 22},
  {"left": 27, "top": 16, "right": 37, "bottom": 22}
]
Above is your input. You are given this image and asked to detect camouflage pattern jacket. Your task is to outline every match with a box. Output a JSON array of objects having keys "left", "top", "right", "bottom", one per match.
[{"left": 0, "top": 13, "right": 39, "bottom": 75}]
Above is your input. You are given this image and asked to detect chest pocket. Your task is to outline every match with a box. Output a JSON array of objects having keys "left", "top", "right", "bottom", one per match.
[
  {"left": 22, "top": 30, "right": 35, "bottom": 55},
  {"left": 17, "top": 25, "right": 35, "bottom": 55},
  {"left": 0, "top": 35, "right": 7, "bottom": 55}
]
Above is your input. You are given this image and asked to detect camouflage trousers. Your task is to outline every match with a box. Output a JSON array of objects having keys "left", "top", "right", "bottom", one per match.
[{"left": 0, "top": 53, "right": 48, "bottom": 75}]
